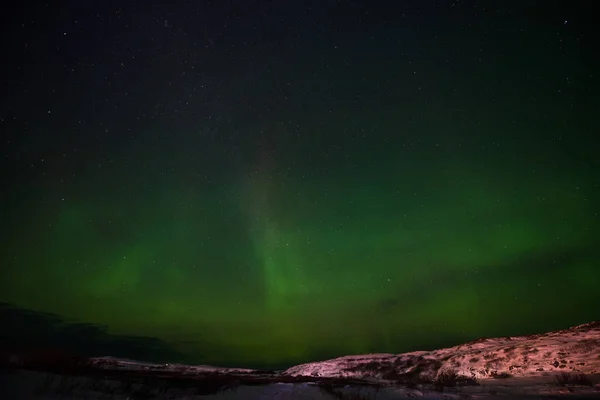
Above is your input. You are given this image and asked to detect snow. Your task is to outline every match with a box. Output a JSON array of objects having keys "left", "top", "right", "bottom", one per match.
[
  {"left": 1, "top": 321, "right": 600, "bottom": 399},
  {"left": 284, "top": 321, "right": 600, "bottom": 383}
]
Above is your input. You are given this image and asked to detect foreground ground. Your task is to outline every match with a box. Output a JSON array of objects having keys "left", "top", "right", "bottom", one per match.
[{"left": 2, "top": 321, "right": 600, "bottom": 399}]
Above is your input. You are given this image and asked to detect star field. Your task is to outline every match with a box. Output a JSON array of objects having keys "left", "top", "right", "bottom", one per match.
[{"left": 1, "top": 0, "right": 599, "bottom": 369}]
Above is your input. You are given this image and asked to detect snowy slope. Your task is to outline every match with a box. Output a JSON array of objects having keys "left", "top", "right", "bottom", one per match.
[
  {"left": 2, "top": 321, "right": 600, "bottom": 399},
  {"left": 284, "top": 321, "right": 600, "bottom": 383}
]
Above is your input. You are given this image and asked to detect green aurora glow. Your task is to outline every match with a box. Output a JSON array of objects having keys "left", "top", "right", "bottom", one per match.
[
  {"left": 1, "top": 0, "right": 598, "bottom": 369},
  {"left": 2, "top": 140, "right": 598, "bottom": 367}
]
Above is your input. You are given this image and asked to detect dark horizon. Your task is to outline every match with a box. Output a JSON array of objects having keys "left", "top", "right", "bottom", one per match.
[
  {"left": 1, "top": 301, "right": 597, "bottom": 371},
  {"left": 1, "top": 0, "right": 599, "bottom": 369}
]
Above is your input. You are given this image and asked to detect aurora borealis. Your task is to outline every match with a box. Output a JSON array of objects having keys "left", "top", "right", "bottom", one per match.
[{"left": 1, "top": 1, "right": 599, "bottom": 369}]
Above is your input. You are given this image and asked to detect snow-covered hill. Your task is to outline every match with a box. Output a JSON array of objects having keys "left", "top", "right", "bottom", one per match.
[
  {"left": 284, "top": 321, "right": 600, "bottom": 384},
  {"left": 1, "top": 321, "right": 600, "bottom": 399}
]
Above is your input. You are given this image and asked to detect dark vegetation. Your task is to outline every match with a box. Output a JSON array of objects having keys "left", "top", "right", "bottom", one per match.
[
  {"left": 433, "top": 370, "right": 478, "bottom": 391},
  {"left": 344, "top": 356, "right": 480, "bottom": 391},
  {"left": 346, "top": 355, "right": 444, "bottom": 386},
  {"left": 555, "top": 372, "right": 593, "bottom": 387},
  {"left": 490, "top": 371, "right": 512, "bottom": 379}
]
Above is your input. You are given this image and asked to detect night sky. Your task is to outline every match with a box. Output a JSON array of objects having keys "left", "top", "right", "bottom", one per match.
[{"left": 1, "top": 0, "right": 599, "bottom": 369}]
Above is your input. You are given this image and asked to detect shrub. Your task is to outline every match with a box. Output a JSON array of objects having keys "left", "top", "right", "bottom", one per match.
[
  {"left": 490, "top": 371, "right": 512, "bottom": 379},
  {"left": 434, "top": 370, "right": 478, "bottom": 391},
  {"left": 555, "top": 373, "right": 593, "bottom": 386}
]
